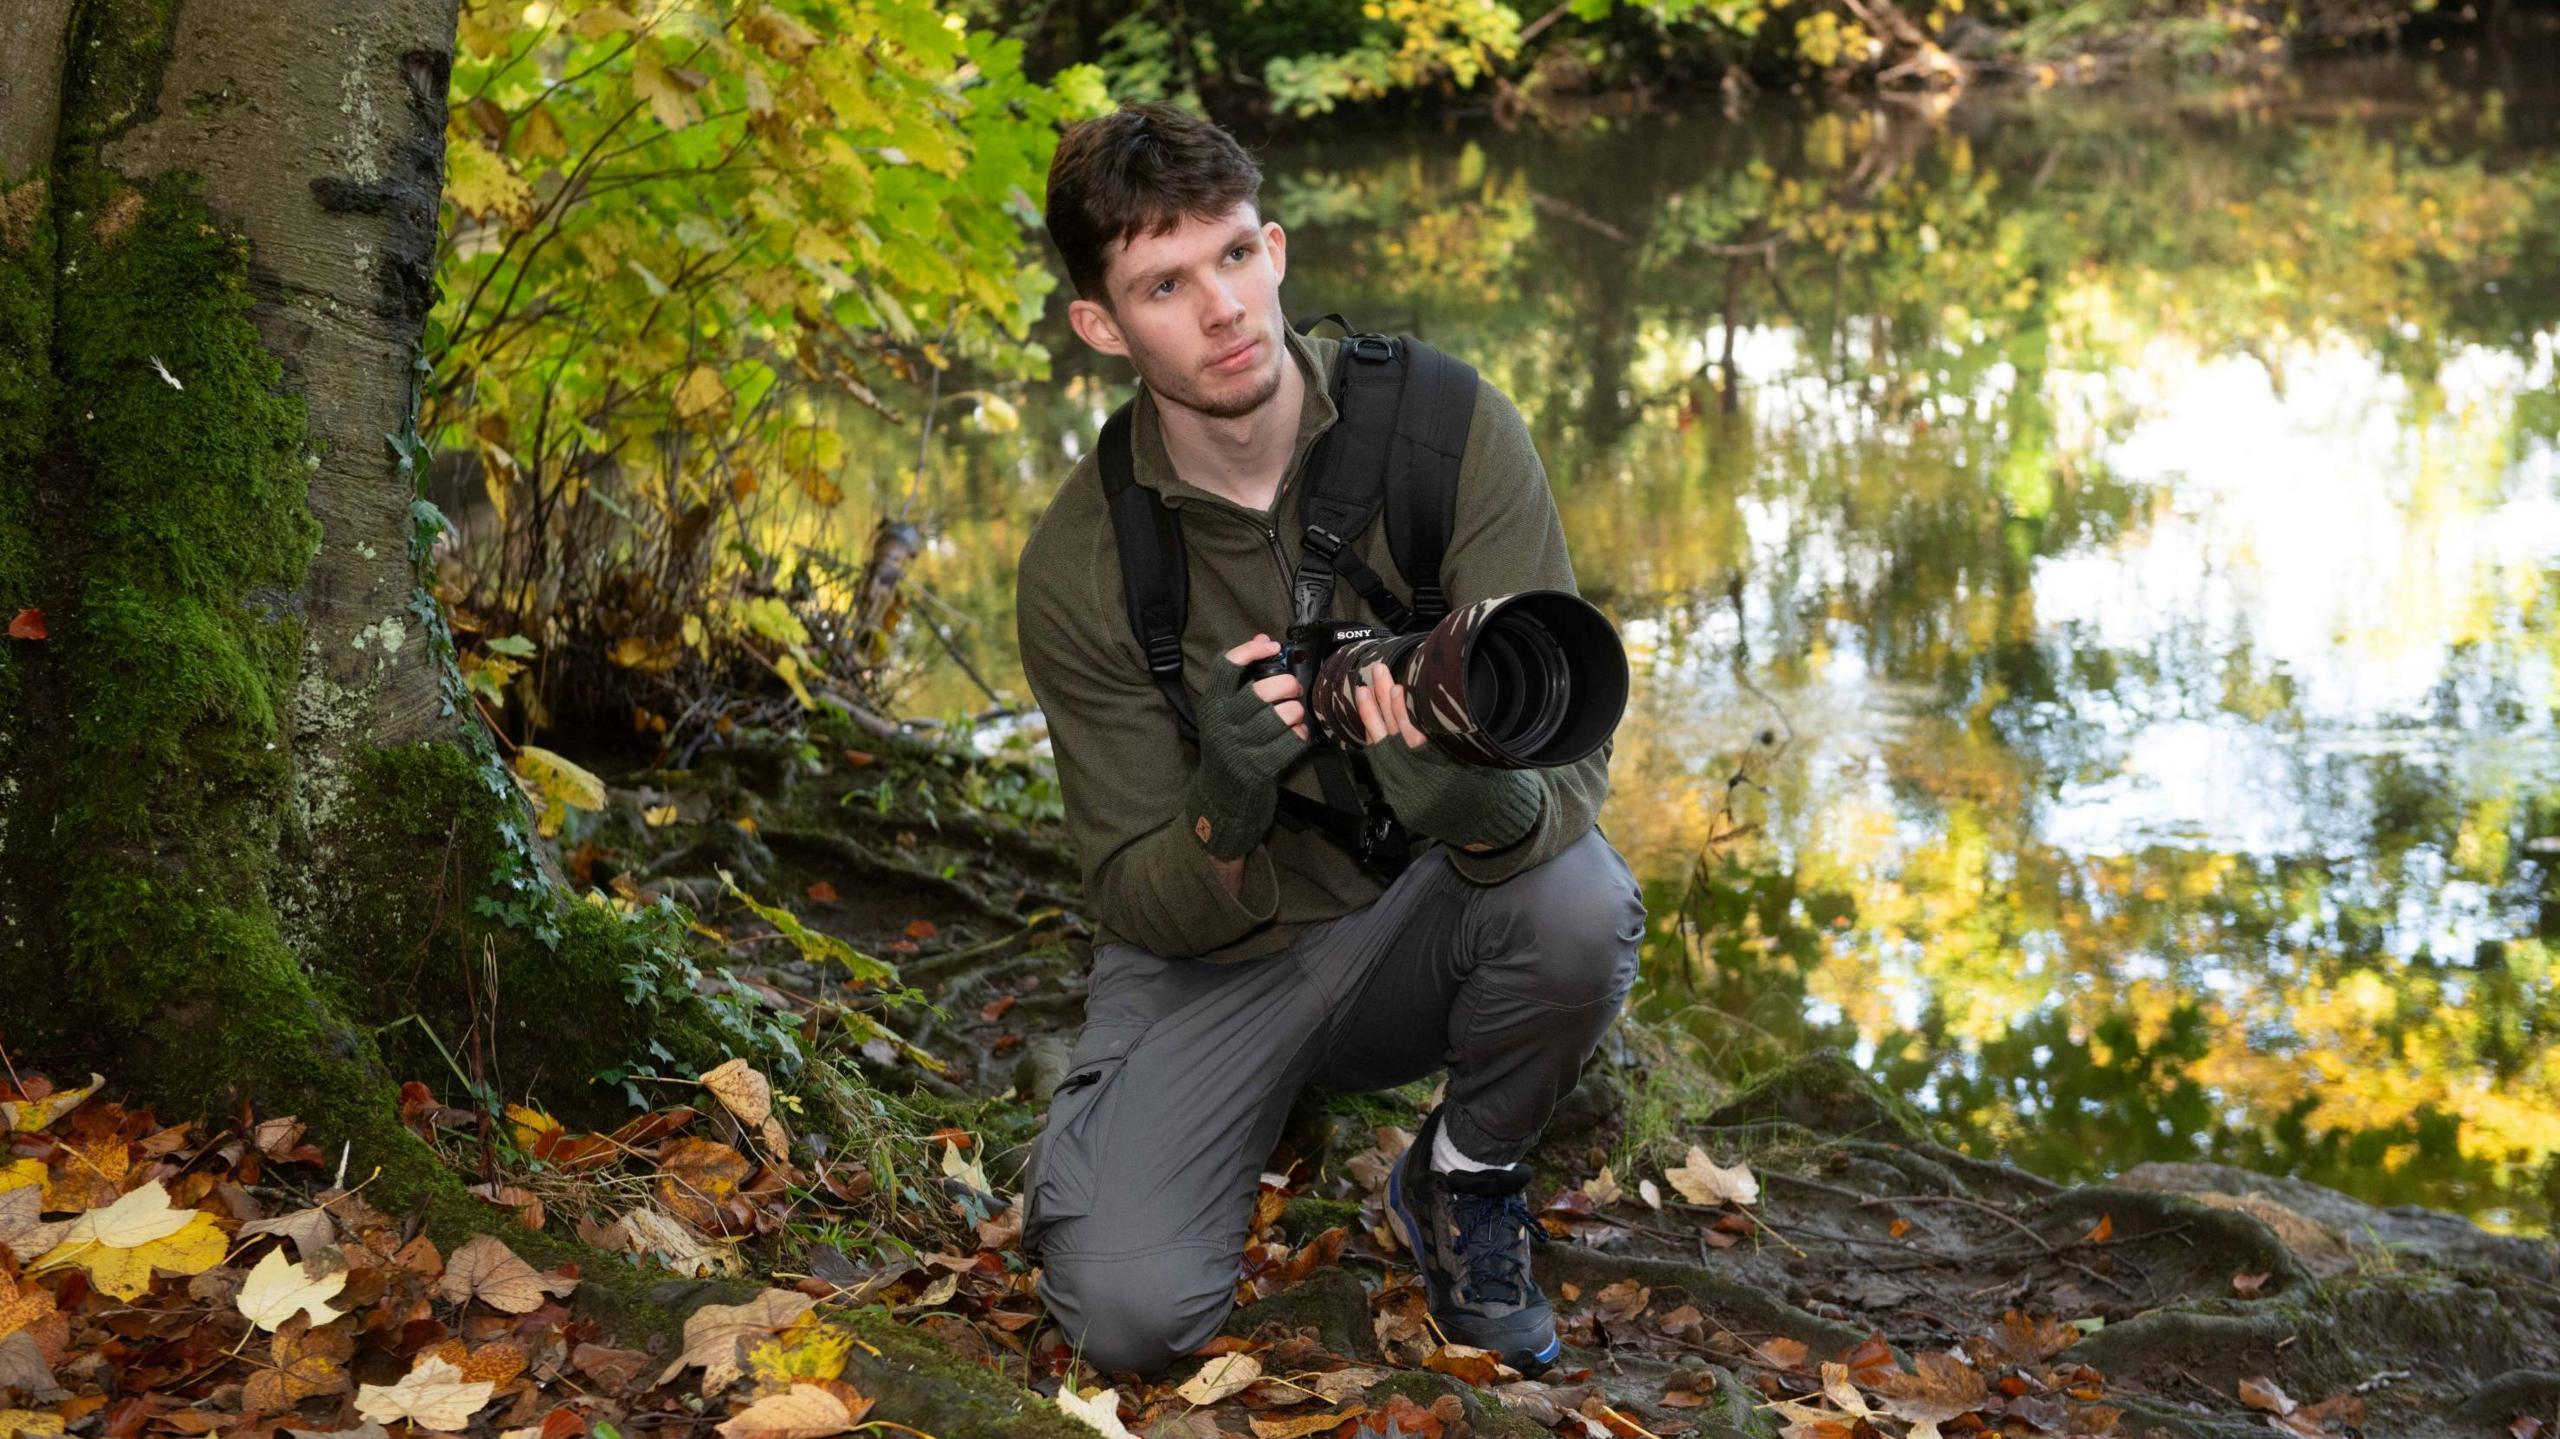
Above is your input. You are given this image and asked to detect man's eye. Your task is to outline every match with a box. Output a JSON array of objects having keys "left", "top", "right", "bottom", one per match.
[
  {"left": 1154, "top": 277, "right": 1177, "bottom": 296},
  {"left": 1228, "top": 245, "right": 1251, "bottom": 261}
]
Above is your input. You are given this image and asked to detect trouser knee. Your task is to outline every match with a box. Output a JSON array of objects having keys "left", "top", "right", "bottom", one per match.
[
  {"left": 1472, "top": 828, "right": 1645, "bottom": 1009},
  {"left": 1036, "top": 1244, "right": 1235, "bottom": 1376}
]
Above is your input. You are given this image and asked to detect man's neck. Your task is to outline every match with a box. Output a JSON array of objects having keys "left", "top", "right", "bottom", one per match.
[{"left": 1153, "top": 354, "right": 1306, "bottom": 515}]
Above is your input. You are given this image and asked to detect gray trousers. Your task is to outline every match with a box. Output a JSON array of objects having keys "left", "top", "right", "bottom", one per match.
[{"left": 1022, "top": 826, "right": 1645, "bottom": 1374}]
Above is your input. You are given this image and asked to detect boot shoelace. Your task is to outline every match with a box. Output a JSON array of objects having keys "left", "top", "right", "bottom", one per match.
[{"left": 1448, "top": 1188, "right": 1540, "bottom": 1307}]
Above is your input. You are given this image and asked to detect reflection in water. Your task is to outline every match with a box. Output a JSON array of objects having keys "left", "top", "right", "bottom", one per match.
[{"left": 832, "top": 47, "right": 2560, "bottom": 1230}]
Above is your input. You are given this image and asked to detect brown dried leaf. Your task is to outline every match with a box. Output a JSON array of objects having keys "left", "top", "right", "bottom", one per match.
[
  {"left": 1663, "top": 1148, "right": 1758, "bottom": 1207},
  {"left": 1966, "top": 1311, "right": 2078, "bottom": 1368},
  {"left": 2238, "top": 1377, "right": 2295, "bottom": 1415},
  {"left": 716, "top": 1383, "right": 868, "bottom": 1439},
  {"left": 1756, "top": 1337, "right": 1811, "bottom": 1370},
  {"left": 699, "top": 1060, "right": 774, "bottom": 1128},
  {"left": 0, "top": 1189, "right": 69, "bottom": 1264},
  {"left": 1872, "top": 1351, "right": 1988, "bottom": 1425},
  {"left": 572, "top": 1344, "right": 652, "bottom": 1394},
  {"left": 239, "top": 1207, "right": 338, "bottom": 1259},
  {"left": 354, "top": 1356, "right": 494, "bottom": 1431},
  {"left": 1423, "top": 1343, "right": 1518, "bottom": 1385},
  {"left": 438, "top": 1234, "right": 572, "bottom": 1315},
  {"left": 0, "top": 1332, "right": 56, "bottom": 1399},
  {"left": 1174, "top": 1353, "right": 1262, "bottom": 1405},
  {"left": 1248, "top": 1411, "right": 1364, "bottom": 1439},
  {"left": 242, "top": 1315, "right": 354, "bottom": 1414},
  {"left": 1590, "top": 1278, "right": 1650, "bottom": 1325},
  {"left": 658, "top": 1289, "right": 816, "bottom": 1395},
  {"left": 657, "top": 1138, "right": 753, "bottom": 1230}
]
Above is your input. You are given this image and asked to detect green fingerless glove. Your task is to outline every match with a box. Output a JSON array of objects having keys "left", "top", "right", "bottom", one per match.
[
  {"left": 1181, "top": 653, "right": 1306, "bottom": 861},
  {"left": 1362, "top": 735, "right": 1544, "bottom": 854}
]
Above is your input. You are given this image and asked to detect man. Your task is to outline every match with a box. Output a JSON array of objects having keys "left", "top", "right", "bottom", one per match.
[{"left": 1013, "top": 102, "right": 1645, "bottom": 1377}]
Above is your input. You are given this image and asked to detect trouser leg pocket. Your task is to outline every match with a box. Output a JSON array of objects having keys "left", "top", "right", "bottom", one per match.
[{"left": 1023, "top": 1051, "right": 1128, "bottom": 1258}]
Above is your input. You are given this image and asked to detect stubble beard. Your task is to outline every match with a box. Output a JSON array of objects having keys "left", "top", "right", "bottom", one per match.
[{"left": 1150, "top": 329, "right": 1284, "bottom": 422}]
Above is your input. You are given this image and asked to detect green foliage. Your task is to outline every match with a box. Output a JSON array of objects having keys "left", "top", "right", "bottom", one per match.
[{"left": 429, "top": 0, "right": 1105, "bottom": 747}]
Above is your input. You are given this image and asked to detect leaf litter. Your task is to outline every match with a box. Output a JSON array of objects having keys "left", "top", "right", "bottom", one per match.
[{"left": 0, "top": 1037, "right": 2521, "bottom": 1439}]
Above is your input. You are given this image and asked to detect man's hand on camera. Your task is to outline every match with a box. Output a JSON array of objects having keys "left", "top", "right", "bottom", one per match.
[
  {"left": 1182, "top": 634, "right": 1309, "bottom": 863},
  {"left": 1351, "top": 660, "right": 1542, "bottom": 855}
]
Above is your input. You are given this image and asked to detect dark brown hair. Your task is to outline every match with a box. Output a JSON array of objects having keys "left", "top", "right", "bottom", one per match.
[{"left": 1045, "top": 103, "right": 1263, "bottom": 306}]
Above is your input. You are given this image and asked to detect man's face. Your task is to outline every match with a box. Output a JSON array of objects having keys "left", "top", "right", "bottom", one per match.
[{"left": 1068, "top": 202, "right": 1289, "bottom": 422}]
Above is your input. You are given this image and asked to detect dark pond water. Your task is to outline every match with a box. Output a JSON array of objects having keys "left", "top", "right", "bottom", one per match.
[{"left": 858, "top": 43, "right": 2560, "bottom": 1232}]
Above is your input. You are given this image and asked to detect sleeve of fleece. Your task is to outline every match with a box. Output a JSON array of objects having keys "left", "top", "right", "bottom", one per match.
[
  {"left": 1435, "top": 379, "right": 1613, "bottom": 885},
  {"left": 1015, "top": 510, "right": 1282, "bottom": 959}
]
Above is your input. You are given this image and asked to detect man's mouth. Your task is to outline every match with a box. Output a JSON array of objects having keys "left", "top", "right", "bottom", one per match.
[{"left": 1207, "top": 339, "right": 1260, "bottom": 374}]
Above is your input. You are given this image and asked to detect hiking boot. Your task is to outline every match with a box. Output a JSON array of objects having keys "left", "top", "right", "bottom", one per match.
[{"left": 1384, "top": 1106, "right": 1560, "bottom": 1375}]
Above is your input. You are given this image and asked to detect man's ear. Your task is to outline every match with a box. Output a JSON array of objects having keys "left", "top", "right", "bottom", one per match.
[
  {"left": 1264, "top": 219, "right": 1287, "bottom": 285},
  {"left": 1067, "top": 297, "right": 1128, "bottom": 359}
]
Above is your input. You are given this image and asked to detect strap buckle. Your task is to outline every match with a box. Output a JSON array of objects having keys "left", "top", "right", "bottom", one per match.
[
  {"left": 1346, "top": 335, "right": 1395, "bottom": 364},
  {"left": 1302, "top": 524, "right": 1349, "bottom": 560},
  {"left": 1143, "top": 631, "right": 1185, "bottom": 677}
]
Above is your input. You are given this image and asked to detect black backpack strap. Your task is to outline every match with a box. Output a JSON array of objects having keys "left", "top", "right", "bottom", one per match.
[
  {"left": 1098, "top": 402, "right": 1198, "bottom": 744},
  {"left": 1385, "top": 341, "right": 1475, "bottom": 629},
  {"left": 1293, "top": 333, "right": 1417, "bottom": 632}
]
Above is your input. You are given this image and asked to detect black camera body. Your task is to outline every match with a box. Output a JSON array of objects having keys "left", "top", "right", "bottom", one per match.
[{"left": 1239, "top": 619, "right": 1394, "bottom": 695}]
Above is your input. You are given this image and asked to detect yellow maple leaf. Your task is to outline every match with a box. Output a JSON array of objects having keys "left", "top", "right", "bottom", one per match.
[
  {"left": 504, "top": 1104, "right": 563, "bottom": 1151},
  {"left": 512, "top": 745, "right": 606, "bottom": 838},
  {"left": 33, "top": 1180, "right": 229, "bottom": 1299},
  {"left": 744, "top": 1314, "right": 857, "bottom": 1389},
  {"left": 0, "top": 1073, "right": 101, "bottom": 1133},
  {"left": 445, "top": 136, "right": 535, "bottom": 227},
  {"left": 673, "top": 365, "right": 731, "bottom": 422},
  {"left": 0, "top": 1410, "right": 66, "bottom": 1437},
  {"left": 0, "top": 1160, "right": 44, "bottom": 1195},
  {"left": 632, "top": 51, "right": 701, "bottom": 131}
]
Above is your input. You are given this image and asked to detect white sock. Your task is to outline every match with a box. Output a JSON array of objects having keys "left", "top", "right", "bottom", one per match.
[{"left": 1431, "top": 1122, "right": 1503, "bottom": 1174}]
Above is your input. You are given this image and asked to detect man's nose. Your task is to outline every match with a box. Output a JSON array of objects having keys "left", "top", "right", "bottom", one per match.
[{"left": 1204, "top": 277, "right": 1246, "bottom": 328}]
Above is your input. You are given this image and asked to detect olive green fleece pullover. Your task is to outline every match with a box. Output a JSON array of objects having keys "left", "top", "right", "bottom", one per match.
[{"left": 1014, "top": 327, "right": 1612, "bottom": 965}]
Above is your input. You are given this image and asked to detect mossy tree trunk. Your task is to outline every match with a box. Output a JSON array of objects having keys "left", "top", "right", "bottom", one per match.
[{"left": 0, "top": 0, "right": 726, "bottom": 1200}]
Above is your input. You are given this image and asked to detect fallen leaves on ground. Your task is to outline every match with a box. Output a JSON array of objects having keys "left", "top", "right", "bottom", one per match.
[
  {"left": 661, "top": 1289, "right": 818, "bottom": 1395},
  {"left": 1056, "top": 1385, "right": 1139, "bottom": 1437},
  {"left": 715, "top": 1380, "right": 873, "bottom": 1439},
  {"left": 439, "top": 1233, "right": 575, "bottom": 1314},
  {"left": 1662, "top": 1147, "right": 1758, "bottom": 1207},
  {"left": 0, "top": 1061, "right": 2330, "bottom": 1439},
  {"left": 354, "top": 1355, "right": 496, "bottom": 1431},
  {"left": 1175, "top": 1352, "right": 1264, "bottom": 1404},
  {"left": 235, "top": 1246, "right": 347, "bottom": 1331},
  {"left": 31, "top": 1180, "right": 228, "bottom": 1299}
]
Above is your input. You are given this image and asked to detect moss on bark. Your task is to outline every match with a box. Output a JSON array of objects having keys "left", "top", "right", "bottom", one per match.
[
  {"left": 0, "top": 167, "right": 49, "bottom": 957},
  {"left": 0, "top": 0, "right": 761, "bottom": 1214}
]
